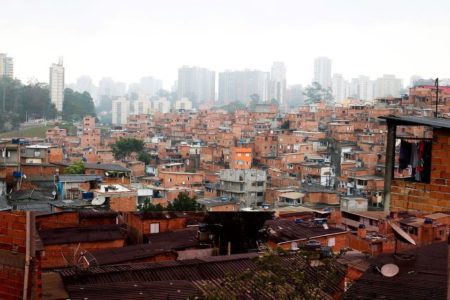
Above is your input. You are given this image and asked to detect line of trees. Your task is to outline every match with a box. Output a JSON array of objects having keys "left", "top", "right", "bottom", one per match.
[
  {"left": 0, "top": 78, "right": 96, "bottom": 132},
  {"left": 0, "top": 77, "right": 57, "bottom": 131}
]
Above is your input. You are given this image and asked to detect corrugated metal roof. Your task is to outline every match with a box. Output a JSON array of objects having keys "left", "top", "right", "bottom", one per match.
[
  {"left": 379, "top": 115, "right": 450, "bottom": 129},
  {"left": 59, "top": 174, "right": 103, "bottom": 183},
  {"left": 59, "top": 252, "right": 345, "bottom": 300},
  {"left": 343, "top": 242, "right": 448, "bottom": 300},
  {"left": 39, "top": 224, "right": 127, "bottom": 245},
  {"left": 265, "top": 218, "right": 347, "bottom": 244},
  {"left": 84, "top": 163, "right": 131, "bottom": 172}
]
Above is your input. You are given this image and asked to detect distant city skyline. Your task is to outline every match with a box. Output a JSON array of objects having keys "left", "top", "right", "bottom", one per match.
[{"left": 1, "top": 0, "right": 449, "bottom": 88}]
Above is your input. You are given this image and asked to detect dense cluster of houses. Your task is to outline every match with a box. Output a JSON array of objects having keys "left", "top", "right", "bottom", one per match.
[{"left": 1, "top": 84, "right": 450, "bottom": 299}]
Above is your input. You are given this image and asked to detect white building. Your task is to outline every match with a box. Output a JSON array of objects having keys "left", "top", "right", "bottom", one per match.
[
  {"left": 178, "top": 66, "right": 215, "bottom": 105},
  {"left": 374, "top": 74, "right": 403, "bottom": 98},
  {"left": 175, "top": 97, "right": 193, "bottom": 110},
  {"left": 112, "top": 98, "right": 130, "bottom": 125},
  {"left": 0, "top": 53, "right": 13, "bottom": 78},
  {"left": 358, "top": 75, "right": 374, "bottom": 101},
  {"left": 332, "top": 73, "right": 346, "bottom": 104},
  {"left": 152, "top": 97, "right": 171, "bottom": 114},
  {"left": 49, "top": 58, "right": 65, "bottom": 112},
  {"left": 218, "top": 69, "right": 270, "bottom": 104},
  {"left": 133, "top": 98, "right": 151, "bottom": 115},
  {"left": 313, "top": 57, "right": 332, "bottom": 89},
  {"left": 269, "top": 62, "right": 287, "bottom": 104}
]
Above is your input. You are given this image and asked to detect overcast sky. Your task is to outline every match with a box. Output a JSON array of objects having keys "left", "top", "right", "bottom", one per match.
[{"left": 1, "top": 0, "right": 449, "bottom": 88}]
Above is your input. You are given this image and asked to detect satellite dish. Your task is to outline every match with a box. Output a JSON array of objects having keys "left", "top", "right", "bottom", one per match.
[
  {"left": 92, "top": 196, "right": 106, "bottom": 205},
  {"left": 105, "top": 172, "right": 110, "bottom": 176},
  {"left": 380, "top": 263, "right": 400, "bottom": 277},
  {"left": 52, "top": 191, "right": 57, "bottom": 196},
  {"left": 389, "top": 221, "right": 416, "bottom": 245}
]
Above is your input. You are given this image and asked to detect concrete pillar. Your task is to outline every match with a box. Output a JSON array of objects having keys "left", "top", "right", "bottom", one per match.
[{"left": 383, "top": 121, "right": 396, "bottom": 213}]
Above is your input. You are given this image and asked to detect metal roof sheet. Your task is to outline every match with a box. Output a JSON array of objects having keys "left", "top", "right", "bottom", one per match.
[{"left": 379, "top": 115, "right": 450, "bottom": 129}]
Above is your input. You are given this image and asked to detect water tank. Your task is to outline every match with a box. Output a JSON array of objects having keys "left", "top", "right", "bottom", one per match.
[{"left": 82, "top": 192, "right": 94, "bottom": 200}]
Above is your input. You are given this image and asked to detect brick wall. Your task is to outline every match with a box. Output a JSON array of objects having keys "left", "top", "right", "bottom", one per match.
[
  {"left": 109, "top": 193, "right": 137, "bottom": 212},
  {"left": 41, "top": 240, "right": 125, "bottom": 269},
  {"left": 36, "top": 212, "right": 79, "bottom": 230},
  {"left": 0, "top": 212, "right": 42, "bottom": 300},
  {"left": 391, "top": 129, "right": 450, "bottom": 212}
]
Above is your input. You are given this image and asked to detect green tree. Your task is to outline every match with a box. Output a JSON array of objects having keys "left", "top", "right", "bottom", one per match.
[
  {"left": 0, "top": 78, "right": 57, "bottom": 132},
  {"left": 138, "top": 198, "right": 164, "bottom": 212},
  {"left": 270, "top": 98, "right": 280, "bottom": 106},
  {"left": 167, "top": 192, "right": 204, "bottom": 211},
  {"left": 62, "top": 88, "right": 96, "bottom": 121},
  {"left": 137, "top": 151, "right": 151, "bottom": 165},
  {"left": 203, "top": 248, "right": 342, "bottom": 300},
  {"left": 280, "top": 120, "right": 290, "bottom": 129},
  {"left": 64, "top": 161, "right": 85, "bottom": 174},
  {"left": 216, "top": 101, "right": 247, "bottom": 113},
  {"left": 303, "top": 82, "right": 334, "bottom": 105},
  {"left": 111, "top": 138, "right": 144, "bottom": 161}
]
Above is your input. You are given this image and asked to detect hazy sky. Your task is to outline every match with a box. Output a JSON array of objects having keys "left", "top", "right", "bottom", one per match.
[{"left": 1, "top": 0, "right": 449, "bottom": 88}]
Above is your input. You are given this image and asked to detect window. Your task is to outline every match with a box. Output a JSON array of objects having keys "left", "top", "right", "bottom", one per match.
[
  {"left": 328, "top": 237, "right": 336, "bottom": 247},
  {"left": 150, "top": 223, "right": 160, "bottom": 234},
  {"left": 397, "top": 139, "right": 432, "bottom": 184}
]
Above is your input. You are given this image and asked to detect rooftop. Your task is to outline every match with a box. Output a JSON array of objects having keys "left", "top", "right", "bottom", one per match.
[
  {"left": 84, "top": 163, "right": 131, "bottom": 172},
  {"left": 379, "top": 115, "right": 450, "bottom": 129},
  {"left": 343, "top": 241, "right": 448, "bottom": 300},
  {"left": 39, "top": 224, "right": 127, "bottom": 245},
  {"left": 265, "top": 218, "right": 348, "bottom": 244}
]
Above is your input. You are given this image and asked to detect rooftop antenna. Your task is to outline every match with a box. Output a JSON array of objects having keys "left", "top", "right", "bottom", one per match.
[{"left": 434, "top": 78, "right": 439, "bottom": 117}]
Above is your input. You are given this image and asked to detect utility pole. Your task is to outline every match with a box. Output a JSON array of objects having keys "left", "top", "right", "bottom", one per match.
[
  {"left": 2, "top": 80, "right": 5, "bottom": 113},
  {"left": 435, "top": 78, "right": 439, "bottom": 118}
]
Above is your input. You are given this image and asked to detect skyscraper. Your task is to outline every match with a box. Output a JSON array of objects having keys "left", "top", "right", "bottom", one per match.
[
  {"left": 0, "top": 53, "right": 14, "bottom": 79},
  {"left": 313, "top": 57, "right": 332, "bottom": 89},
  {"left": 72, "top": 76, "right": 98, "bottom": 105},
  {"left": 374, "top": 74, "right": 403, "bottom": 98},
  {"left": 49, "top": 58, "right": 65, "bottom": 112},
  {"left": 177, "top": 66, "right": 215, "bottom": 106},
  {"left": 332, "top": 74, "right": 346, "bottom": 104},
  {"left": 218, "top": 70, "right": 269, "bottom": 104},
  {"left": 139, "top": 76, "right": 162, "bottom": 97},
  {"left": 358, "top": 75, "right": 373, "bottom": 101},
  {"left": 269, "top": 62, "right": 287, "bottom": 104},
  {"left": 286, "top": 84, "right": 304, "bottom": 107},
  {"left": 112, "top": 98, "right": 130, "bottom": 125}
]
